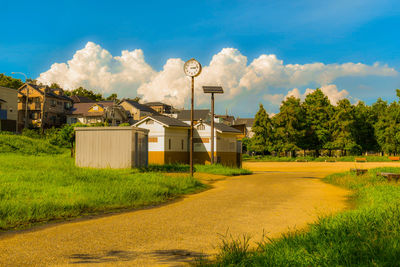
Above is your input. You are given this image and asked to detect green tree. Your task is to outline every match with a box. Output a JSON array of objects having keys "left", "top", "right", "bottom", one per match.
[
  {"left": 64, "top": 87, "right": 104, "bottom": 101},
  {"left": 251, "top": 104, "right": 274, "bottom": 154},
  {"left": 0, "top": 74, "right": 24, "bottom": 89},
  {"left": 353, "top": 101, "right": 378, "bottom": 152},
  {"left": 375, "top": 98, "right": 400, "bottom": 155},
  {"left": 301, "top": 89, "right": 333, "bottom": 156},
  {"left": 106, "top": 93, "right": 119, "bottom": 102},
  {"left": 326, "top": 99, "right": 361, "bottom": 156},
  {"left": 273, "top": 96, "right": 304, "bottom": 157}
]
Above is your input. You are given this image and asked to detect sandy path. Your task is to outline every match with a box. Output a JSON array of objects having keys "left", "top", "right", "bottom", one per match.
[{"left": 0, "top": 162, "right": 386, "bottom": 266}]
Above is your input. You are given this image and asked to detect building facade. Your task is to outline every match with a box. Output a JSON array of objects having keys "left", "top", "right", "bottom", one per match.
[
  {"left": 0, "top": 86, "right": 18, "bottom": 131},
  {"left": 134, "top": 115, "right": 190, "bottom": 164},
  {"left": 17, "top": 83, "right": 73, "bottom": 130},
  {"left": 194, "top": 122, "right": 242, "bottom": 167},
  {"left": 119, "top": 100, "right": 158, "bottom": 121},
  {"left": 67, "top": 101, "right": 128, "bottom": 125}
]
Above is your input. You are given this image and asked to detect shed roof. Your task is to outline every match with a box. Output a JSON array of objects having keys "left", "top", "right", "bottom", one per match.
[
  {"left": 196, "top": 122, "right": 241, "bottom": 133},
  {"left": 134, "top": 115, "right": 190, "bottom": 128}
]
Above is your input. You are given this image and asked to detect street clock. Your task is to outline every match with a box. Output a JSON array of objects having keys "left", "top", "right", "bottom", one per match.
[{"left": 184, "top": 58, "right": 202, "bottom": 77}]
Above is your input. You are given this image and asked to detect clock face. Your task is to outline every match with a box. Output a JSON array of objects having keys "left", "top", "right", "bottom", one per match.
[{"left": 184, "top": 59, "right": 202, "bottom": 77}]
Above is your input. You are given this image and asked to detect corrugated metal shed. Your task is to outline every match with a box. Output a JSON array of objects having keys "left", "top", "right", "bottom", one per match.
[{"left": 75, "top": 126, "right": 149, "bottom": 169}]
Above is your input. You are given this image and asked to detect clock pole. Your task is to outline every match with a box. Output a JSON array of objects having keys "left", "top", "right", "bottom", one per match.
[
  {"left": 183, "top": 58, "right": 201, "bottom": 177},
  {"left": 190, "top": 76, "right": 194, "bottom": 177}
]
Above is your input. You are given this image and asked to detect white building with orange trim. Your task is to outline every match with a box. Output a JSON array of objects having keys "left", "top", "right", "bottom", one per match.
[
  {"left": 193, "top": 121, "right": 242, "bottom": 166},
  {"left": 133, "top": 115, "right": 190, "bottom": 164}
]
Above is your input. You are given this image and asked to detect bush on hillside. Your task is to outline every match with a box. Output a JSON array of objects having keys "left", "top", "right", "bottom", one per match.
[{"left": 0, "top": 134, "right": 62, "bottom": 155}]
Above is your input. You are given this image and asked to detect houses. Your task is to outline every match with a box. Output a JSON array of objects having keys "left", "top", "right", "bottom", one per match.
[
  {"left": 133, "top": 115, "right": 190, "bottom": 164},
  {"left": 176, "top": 109, "right": 211, "bottom": 124},
  {"left": 0, "top": 86, "right": 18, "bottom": 132},
  {"left": 17, "top": 83, "right": 73, "bottom": 130},
  {"left": 144, "top": 102, "right": 173, "bottom": 114},
  {"left": 119, "top": 99, "right": 159, "bottom": 121},
  {"left": 233, "top": 118, "right": 255, "bottom": 138},
  {"left": 194, "top": 121, "right": 242, "bottom": 166},
  {"left": 67, "top": 101, "right": 128, "bottom": 125}
]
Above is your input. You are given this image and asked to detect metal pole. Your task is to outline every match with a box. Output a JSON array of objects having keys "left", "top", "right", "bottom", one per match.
[
  {"left": 190, "top": 76, "right": 194, "bottom": 176},
  {"left": 211, "top": 93, "right": 214, "bottom": 164}
]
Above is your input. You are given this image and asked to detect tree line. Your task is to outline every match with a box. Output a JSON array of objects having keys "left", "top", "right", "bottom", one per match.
[
  {"left": 0, "top": 74, "right": 140, "bottom": 102},
  {"left": 246, "top": 88, "right": 400, "bottom": 156}
]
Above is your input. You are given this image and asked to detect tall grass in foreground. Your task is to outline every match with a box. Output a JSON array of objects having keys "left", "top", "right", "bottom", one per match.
[
  {"left": 0, "top": 153, "right": 204, "bottom": 230},
  {"left": 198, "top": 168, "right": 400, "bottom": 266},
  {"left": 141, "top": 164, "right": 252, "bottom": 176}
]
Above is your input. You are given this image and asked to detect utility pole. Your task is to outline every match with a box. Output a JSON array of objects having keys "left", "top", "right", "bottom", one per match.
[{"left": 202, "top": 86, "right": 224, "bottom": 164}]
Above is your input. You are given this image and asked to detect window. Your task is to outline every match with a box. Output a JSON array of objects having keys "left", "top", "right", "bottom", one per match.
[
  {"left": 148, "top": 137, "right": 158, "bottom": 143},
  {"left": 93, "top": 105, "right": 99, "bottom": 111},
  {"left": 70, "top": 118, "right": 78, "bottom": 124},
  {"left": 181, "top": 139, "right": 184, "bottom": 150},
  {"left": 169, "top": 139, "right": 171, "bottom": 150},
  {"left": 51, "top": 100, "right": 56, "bottom": 107},
  {"left": 197, "top": 124, "right": 205, "bottom": 130}
]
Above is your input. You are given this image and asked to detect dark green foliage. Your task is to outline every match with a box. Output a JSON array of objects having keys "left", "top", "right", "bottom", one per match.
[
  {"left": 0, "top": 73, "right": 24, "bottom": 89},
  {"left": 247, "top": 89, "right": 400, "bottom": 157},
  {"left": 64, "top": 86, "right": 105, "bottom": 101},
  {"left": 251, "top": 104, "right": 274, "bottom": 154},
  {"left": 273, "top": 96, "right": 304, "bottom": 155}
]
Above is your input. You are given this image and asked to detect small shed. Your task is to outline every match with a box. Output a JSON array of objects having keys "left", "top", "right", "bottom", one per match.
[{"left": 75, "top": 126, "right": 149, "bottom": 169}]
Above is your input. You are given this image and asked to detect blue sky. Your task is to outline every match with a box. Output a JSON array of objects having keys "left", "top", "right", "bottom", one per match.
[{"left": 2, "top": 0, "right": 400, "bottom": 116}]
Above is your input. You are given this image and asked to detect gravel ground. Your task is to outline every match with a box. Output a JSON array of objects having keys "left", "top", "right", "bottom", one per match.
[{"left": 0, "top": 162, "right": 380, "bottom": 266}]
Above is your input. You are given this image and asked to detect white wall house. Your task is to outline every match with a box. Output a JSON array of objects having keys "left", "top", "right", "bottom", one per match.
[{"left": 133, "top": 115, "right": 190, "bottom": 164}]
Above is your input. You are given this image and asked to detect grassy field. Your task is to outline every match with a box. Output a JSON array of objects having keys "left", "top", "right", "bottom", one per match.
[
  {"left": 0, "top": 152, "right": 205, "bottom": 231},
  {"left": 0, "top": 133, "right": 252, "bottom": 231},
  {"left": 243, "top": 154, "right": 393, "bottom": 162},
  {"left": 199, "top": 168, "right": 400, "bottom": 266},
  {"left": 141, "top": 164, "right": 252, "bottom": 176}
]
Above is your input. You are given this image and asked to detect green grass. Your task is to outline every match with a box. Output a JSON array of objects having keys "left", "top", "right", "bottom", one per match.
[
  {"left": 141, "top": 164, "right": 252, "bottom": 176},
  {"left": 0, "top": 153, "right": 204, "bottom": 230},
  {"left": 199, "top": 168, "right": 400, "bottom": 266},
  {"left": 0, "top": 134, "right": 62, "bottom": 155},
  {"left": 243, "top": 155, "right": 393, "bottom": 162}
]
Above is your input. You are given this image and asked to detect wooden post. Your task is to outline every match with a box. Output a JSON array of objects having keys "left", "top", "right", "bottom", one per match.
[
  {"left": 190, "top": 76, "right": 194, "bottom": 176},
  {"left": 211, "top": 93, "right": 214, "bottom": 164}
]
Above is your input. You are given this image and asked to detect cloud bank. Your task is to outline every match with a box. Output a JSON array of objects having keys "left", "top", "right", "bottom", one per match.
[{"left": 37, "top": 42, "right": 397, "bottom": 108}]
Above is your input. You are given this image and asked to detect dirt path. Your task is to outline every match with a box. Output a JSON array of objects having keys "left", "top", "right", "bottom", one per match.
[{"left": 1, "top": 162, "right": 389, "bottom": 266}]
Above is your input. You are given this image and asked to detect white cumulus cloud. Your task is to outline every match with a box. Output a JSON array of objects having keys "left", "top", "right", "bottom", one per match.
[{"left": 37, "top": 42, "right": 397, "bottom": 108}]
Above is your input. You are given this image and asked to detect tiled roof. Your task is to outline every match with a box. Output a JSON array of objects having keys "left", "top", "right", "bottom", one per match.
[
  {"left": 144, "top": 102, "right": 171, "bottom": 107},
  {"left": 234, "top": 118, "right": 255, "bottom": 127},
  {"left": 177, "top": 109, "right": 210, "bottom": 121},
  {"left": 122, "top": 100, "right": 158, "bottom": 114},
  {"left": 213, "top": 123, "right": 242, "bottom": 133},
  {"left": 69, "top": 101, "right": 115, "bottom": 116},
  {"left": 21, "top": 84, "right": 73, "bottom": 102}
]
